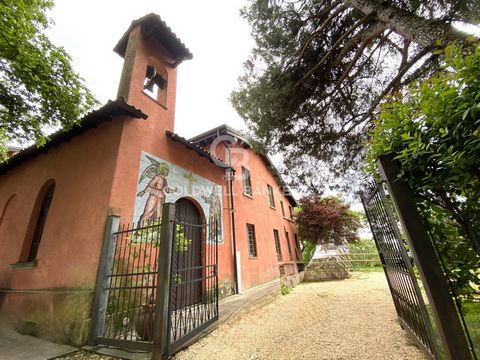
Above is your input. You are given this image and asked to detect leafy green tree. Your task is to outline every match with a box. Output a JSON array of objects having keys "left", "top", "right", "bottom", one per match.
[
  {"left": 0, "top": 0, "right": 96, "bottom": 159},
  {"left": 347, "top": 238, "right": 377, "bottom": 253},
  {"left": 231, "top": 0, "right": 479, "bottom": 191},
  {"left": 367, "top": 42, "right": 480, "bottom": 295},
  {"left": 347, "top": 239, "right": 382, "bottom": 268}
]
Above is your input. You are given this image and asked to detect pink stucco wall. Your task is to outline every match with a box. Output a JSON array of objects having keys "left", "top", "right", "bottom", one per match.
[
  {"left": 0, "top": 120, "right": 125, "bottom": 292},
  {"left": 222, "top": 145, "right": 301, "bottom": 290}
]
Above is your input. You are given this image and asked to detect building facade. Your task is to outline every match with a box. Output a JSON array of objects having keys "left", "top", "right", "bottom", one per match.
[{"left": 0, "top": 14, "right": 303, "bottom": 346}]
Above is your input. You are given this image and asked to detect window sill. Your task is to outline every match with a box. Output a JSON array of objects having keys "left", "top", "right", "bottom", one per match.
[
  {"left": 10, "top": 261, "right": 37, "bottom": 270},
  {"left": 283, "top": 217, "right": 295, "bottom": 223},
  {"left": 248, "top": 256, "right": 258, "bottom": 259},
  {"left": 141, "top": 91, "right": 168, "bottom": 110},
  {"left": 243, "top": 193, "right": 254, "bottom": 199},
  {"left": 269, "top": 206, "right": 276, "bottom": 210}
]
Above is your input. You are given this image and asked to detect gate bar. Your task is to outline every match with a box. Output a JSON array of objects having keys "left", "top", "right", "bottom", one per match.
[
  {"left": 88, "top": 215, "right": 120, "bottom": 346},
  {"left": 377, "top": 155, "right": 472, "bottom": 360},
  {"left": 377, "top": 182, "right": 438, "bottom": 358},
  {"left": 361, "top": 194, "right": 404, "bottom": 334},
  {"left": 152, "top": 203, "right": 176, "bottom": 360}
]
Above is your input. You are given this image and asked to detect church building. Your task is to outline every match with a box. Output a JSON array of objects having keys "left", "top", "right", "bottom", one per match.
[{"left": 0, "top": 14, "right": 303, "bottom": 346}]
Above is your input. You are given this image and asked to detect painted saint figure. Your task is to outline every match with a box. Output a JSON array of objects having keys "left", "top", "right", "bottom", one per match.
[
  {"left": 201, "top": 187, "right": 222, "bottom": 242},
  {"left": 137, "top": 157, "right": 177, "bottom": 226}
]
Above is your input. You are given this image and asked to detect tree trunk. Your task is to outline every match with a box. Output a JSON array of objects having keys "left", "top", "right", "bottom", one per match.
[{"left": 344, "top": 0, "right": 469, "bottom": 48}]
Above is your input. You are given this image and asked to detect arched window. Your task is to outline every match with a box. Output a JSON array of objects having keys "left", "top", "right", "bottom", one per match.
[
  {"left": 0, "top": 194, "right": 17, "bottom": 227},
  {"left": 26, "top": 182, "right": 55, "bottom": 262}
]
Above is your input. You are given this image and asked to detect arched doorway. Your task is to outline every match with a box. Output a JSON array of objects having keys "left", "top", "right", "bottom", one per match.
[
  {"left": 173, "top": 198, "right": 203, "bottom": 308},
  {"left": 175, "top": 197, "right": 202, "bottom": 225}
]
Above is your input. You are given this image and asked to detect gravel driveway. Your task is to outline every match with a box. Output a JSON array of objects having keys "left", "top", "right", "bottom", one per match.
[{"left": 174, "top": 271, "right": 424, "bottom": 360}]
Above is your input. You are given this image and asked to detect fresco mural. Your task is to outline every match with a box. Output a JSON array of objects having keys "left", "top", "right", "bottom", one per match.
[{"left": 134, "top": 151, "right": 223, "bottom": 243}]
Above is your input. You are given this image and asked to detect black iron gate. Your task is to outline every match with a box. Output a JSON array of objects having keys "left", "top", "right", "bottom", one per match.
[
  {"left": 361, "top": 181, "right": 439, "bottom": 359},
  {"left": 90, "top": 201, "right": 219, "bottom": 357},
  {"left": 167, "top": 199, "right": 219, "bottom": 355},
  {"left": 94, "top": 220, "right": 162, "bottom": 351}
]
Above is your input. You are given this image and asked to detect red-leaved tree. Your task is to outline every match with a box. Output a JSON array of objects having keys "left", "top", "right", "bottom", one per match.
[{"left": 297, "top": 195, "right": 361, "bottom": 248}]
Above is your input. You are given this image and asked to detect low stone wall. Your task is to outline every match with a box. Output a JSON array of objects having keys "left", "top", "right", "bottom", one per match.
[
  {"left": 303, "top": 257, "right": 350, "bottom": 282},
  {"left": 279, "top": 262, "right": 304, "bottom": 288}
]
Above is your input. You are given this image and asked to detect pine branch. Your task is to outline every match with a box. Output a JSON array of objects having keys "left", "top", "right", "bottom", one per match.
[
  {"left": 360, "top": 45, "right": 432, "bottom": 124},
  {"left": 332, "top": 21, "right": 390, "bottom": 68},
  {"left": 295, "top": 4, "right": 349, "bottom": 64},
  {"left": 294, "top": 18, "right": 381, "bottom": 89},
  {"left": 392, "top": 39, "right": 411, "bottom": 92},
  {"left": 300, "top": 0, "right": 343, "bottom": 24},
  {"left": 297, "top": 12, "right": 372, "bottom": 68},
  {"left": 335, "top": 22, "right": 387, "bottom": 87},
  {"left": 400, "top": 53, "right": 439, "bottom": 85}
]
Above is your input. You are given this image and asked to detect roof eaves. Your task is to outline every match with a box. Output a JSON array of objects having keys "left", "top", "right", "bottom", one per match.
[
  {"left": 0, "top": 98, "right": 147, "bottom": 176},
  {"left": 114, "top": 13, "right": 193, "bottom": 63},
  {"left": 260, "top": 153, "right": 297, "bottom": 207},
  {"left": 166, "top": 130, "right": 230, "bottom": 169},
  {"left": 189, "top": 124, "right": 251, "bottom": 147},
  {"left": 189, "top": 124, "right": 296, "bottom": 206}
]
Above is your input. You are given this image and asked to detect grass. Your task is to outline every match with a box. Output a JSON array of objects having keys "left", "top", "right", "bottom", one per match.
[
  {"left": 280, "top": 283, "right": 291, "bottom": 295},
  {"left": 461, "top": 300, "right": 480, "bottom": 356},
  {"left": 424, "top": 299, "right": 480, "bottom": 359}
]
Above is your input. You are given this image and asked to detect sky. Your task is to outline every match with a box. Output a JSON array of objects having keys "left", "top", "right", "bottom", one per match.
[{"left": 46, "top": 0, "right": 253, "bottom": 138}]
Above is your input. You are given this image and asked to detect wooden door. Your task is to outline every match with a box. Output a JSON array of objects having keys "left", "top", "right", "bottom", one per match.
[{"left": 173, "top": 198, "right": 203, "bottom": 308}]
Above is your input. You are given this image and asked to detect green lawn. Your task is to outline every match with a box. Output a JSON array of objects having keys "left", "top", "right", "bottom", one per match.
[
  {"left": 425, "top": 299, "right": 480, "bottom": 359},
  {"left": 462, "top": 300, "right": 480, "bottom": 356}
]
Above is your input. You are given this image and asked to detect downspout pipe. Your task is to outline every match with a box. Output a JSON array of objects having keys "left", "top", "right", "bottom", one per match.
[{"left": 225, "top": 144, "right": 239, "bottom": 294}]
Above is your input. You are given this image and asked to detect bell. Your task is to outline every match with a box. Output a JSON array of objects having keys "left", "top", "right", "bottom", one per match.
[
  {"left": 144, "top": 77, "right": 156, "bottom": 92},
  {"left": 152, "top": 73, "right": 167, "bottom": 89},
  {"left": 144, "top": 66, "right": 166, "bottom": 91},
  {"left": 145, "top": 65, "right": 155, "bottom": 79}
]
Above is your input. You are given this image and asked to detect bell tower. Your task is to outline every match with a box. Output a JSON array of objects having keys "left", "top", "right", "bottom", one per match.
[{"left": 114, "top": 13, "right": 192, "bottom": 131}]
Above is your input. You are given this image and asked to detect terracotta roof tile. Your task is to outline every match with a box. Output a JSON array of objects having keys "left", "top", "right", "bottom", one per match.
[{"left": 0, "top": 98, "right": 147, "bottom": 175}]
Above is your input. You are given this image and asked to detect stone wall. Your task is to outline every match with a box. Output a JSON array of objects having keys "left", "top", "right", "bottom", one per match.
[
  {"left": 303, "top": 257, "right": 350, "bottom": 282},
  {"left": 218, "top": 279, "right": 236, "bottom": 300}
]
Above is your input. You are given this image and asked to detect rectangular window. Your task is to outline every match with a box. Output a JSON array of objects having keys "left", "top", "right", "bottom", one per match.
[
  {"left": 247, "top": 223, "right": 257, "bottom": 257},
  {"left": 267, "top": 184, "right": 275, "bottom": 208},
  {"left": 242, "top": 167, "right": 252, "bottom": 196},
  {"left": 273, "top": 229, "right": 282, "bottom": 261},
  {"left": 285, "top": 230, "right": 292, "bottom": 260},
  {"left": 288, "top": 205, "right": 293, "bottom": 219},
  {"left": 280, "top": 201, "right": 285, "bottom": 217},
  {"left": 294, "top": 233, "right": 301, "bottom": 260}
]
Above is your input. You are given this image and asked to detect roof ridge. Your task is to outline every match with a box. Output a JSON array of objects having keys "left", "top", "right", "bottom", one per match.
[{"left": 114, "top": 13, "right": 193, "bottom": 61}]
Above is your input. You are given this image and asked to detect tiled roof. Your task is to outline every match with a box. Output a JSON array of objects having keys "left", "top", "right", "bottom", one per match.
[
  {"left": 0, "top": 98, "right": 147, "bottom": 176},
  {"left": 189, "top": 124, "right": 297, "bottom": 206},
  {"left": 114, "top": 13, "right": 193, "bottom": 64},
  {"left": 166, "top": 130, "right": 229, "bottom": 169}
]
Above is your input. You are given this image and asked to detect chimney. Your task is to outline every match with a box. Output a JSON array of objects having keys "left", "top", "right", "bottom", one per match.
[{"left": 114, "top": 14, "right": 192, "bottom": 131}]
